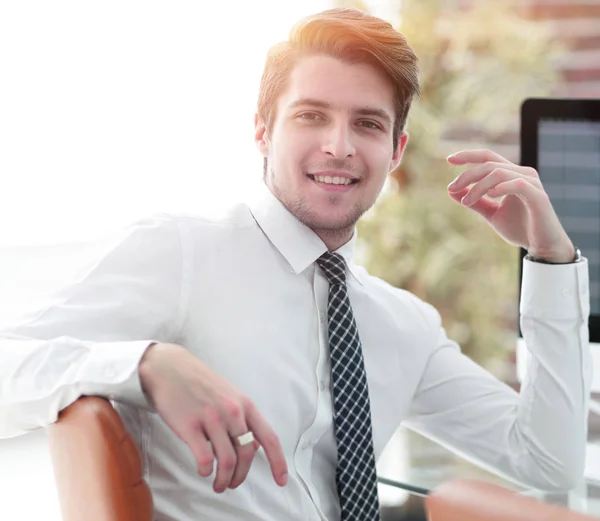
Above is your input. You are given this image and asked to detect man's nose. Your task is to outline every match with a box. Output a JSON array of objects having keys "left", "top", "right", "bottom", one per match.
[{"left": 321, "top": 122, "right": 356, "bottom": 159}]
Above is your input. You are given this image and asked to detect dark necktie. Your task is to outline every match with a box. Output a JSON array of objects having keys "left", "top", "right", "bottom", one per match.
[{"left": 317, "top": 252, "right": 381, "bottom": 521}]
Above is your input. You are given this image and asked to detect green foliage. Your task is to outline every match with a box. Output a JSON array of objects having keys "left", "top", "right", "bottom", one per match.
[{"left": 354, "top": 0, "right": 564, "bottom": 367}]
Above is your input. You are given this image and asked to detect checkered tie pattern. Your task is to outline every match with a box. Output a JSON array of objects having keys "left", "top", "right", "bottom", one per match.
[{"left": 317, "top": 252, "right": 381, "bottom": 521}]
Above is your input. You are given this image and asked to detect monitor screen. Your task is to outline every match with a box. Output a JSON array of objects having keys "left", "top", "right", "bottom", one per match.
[{"left": 520, "top": 98, "right": 600, "bottom": 343}]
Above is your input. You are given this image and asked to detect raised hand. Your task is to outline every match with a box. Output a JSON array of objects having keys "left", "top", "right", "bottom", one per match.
[
  {"left": 138, "top": 343, "right": 288, "bottom": 493},
  {"left": 447, "top": 149, "right": 575, "bottom": 263}
]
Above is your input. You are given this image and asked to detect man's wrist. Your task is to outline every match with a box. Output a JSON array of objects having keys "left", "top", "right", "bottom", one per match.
[
  {"left": 139, "top": 342, "right": 161, "bottom": 406},
  {"left": 526, "top": 245, "right": 581, "bottom": 264}
]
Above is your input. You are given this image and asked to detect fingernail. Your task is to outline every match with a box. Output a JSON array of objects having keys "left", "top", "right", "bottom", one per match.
[{"left": 281, "top": 473, "right": 288, "bottom": 486}]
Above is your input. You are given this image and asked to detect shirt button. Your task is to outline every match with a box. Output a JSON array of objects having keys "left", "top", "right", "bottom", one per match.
[
  {"left": 562, "top": 288, "right": 572, "bottom": 297},
  {"left": 302, "top": 440, "right": 312, "bottom": 450},
  {"left": 319, "top": 380, "right": 326, "bottom": 391}
]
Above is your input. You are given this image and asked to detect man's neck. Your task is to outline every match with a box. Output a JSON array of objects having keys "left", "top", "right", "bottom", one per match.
[{"left": 312, "top": 227, "right": 354, "bottom": 252}]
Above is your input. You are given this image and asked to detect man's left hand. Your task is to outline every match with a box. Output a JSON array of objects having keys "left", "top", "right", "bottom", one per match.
[{"left": 446, "top": 149, "right": 575, "bottom": 263}]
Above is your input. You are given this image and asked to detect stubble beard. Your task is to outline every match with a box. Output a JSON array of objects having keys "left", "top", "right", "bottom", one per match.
[{"left": 271, "top": 178, "right": 367, "bottom": 245}]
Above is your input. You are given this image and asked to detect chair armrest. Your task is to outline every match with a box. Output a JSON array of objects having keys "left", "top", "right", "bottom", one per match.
[
  {"left": 425, "top": 479, "right": 593, "bottom": 521},
  {"left": 48, "top": 396, "right": 153, "bottom": 521}
]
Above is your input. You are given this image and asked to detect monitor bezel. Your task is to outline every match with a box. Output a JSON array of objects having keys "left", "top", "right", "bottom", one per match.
[{"left": 519, "top": 97, "right": 600, "bottom": 343}]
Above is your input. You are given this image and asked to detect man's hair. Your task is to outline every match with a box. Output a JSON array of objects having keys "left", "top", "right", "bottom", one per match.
[{"left": 257, "top": 8, "right": 420, "bottom": 156}]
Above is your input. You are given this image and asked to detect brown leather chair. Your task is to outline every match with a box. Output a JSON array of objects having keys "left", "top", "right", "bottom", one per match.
[
  {"left": 426, "top": 478, "right": 595, "bottom": 521},
  {"left": 48, "top": 396, "right": 153, "bottom": 521}
]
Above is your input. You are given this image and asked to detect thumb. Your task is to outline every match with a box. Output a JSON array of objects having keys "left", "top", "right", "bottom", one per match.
[
  {"left": 447, "top": 186, "right": 497, "bottom": 220},
  {"left": 447, "top": 186, "right": 469, "bottom": 204}
]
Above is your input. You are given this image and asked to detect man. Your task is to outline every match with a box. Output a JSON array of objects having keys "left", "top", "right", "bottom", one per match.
[{"left": 0, "top": 8, "right": 591, "bottom": 521}]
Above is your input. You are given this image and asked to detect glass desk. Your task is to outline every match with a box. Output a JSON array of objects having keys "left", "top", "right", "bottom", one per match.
[{"left": 376, "top": 428, "right": 600, "bottom": 520}]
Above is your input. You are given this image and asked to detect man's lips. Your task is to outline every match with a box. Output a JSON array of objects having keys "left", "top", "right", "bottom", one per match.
[
  {"left": 306, "top": 171, "right": 359, "bottom": 185},
  {"left": 307, "top": 171, "right": 358, "bottom": 192}
]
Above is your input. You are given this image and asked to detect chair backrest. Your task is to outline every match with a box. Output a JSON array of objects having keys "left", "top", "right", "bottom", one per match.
[
  {"left": 425, "top": 479, "right": 594, "bottom": 521},
  {"left": 47, "top": 396, "right": 153, "bottom": 521}
]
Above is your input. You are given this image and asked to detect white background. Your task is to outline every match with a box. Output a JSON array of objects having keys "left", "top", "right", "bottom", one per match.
[
  {"left": 0, "top": 0, "right": 327, "bottom": 247},
  {"left": 0, "top": 1, "right": 409, "bottom": 517}
]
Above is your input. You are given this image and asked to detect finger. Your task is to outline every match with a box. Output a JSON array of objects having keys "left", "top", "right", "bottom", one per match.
[
  {"left": 447, "top": 186, "right": 498, "bottom": 220},
  {"left": 219, "top": 397, "right": 258, "bottom": 489},
  {"left": 448, "top": 162, "right": 507, "bottom": 193},
  {"left": 488, "top": 177, "right": 547, "bottom": 209},
  {"left": 460, "top": 168, "right": 523, "bottom": 207},
  {"left": 448, "top": 163, "right": 540, "bottom": 194},
  {"left": 245, "top": 401, "right": 288, "bottom": 486},
  {"left": 228, "top": 437, "right": 258, "bottom": 489},
  {"left": 447, "top": 186, "right": 469, "bottom": 204},
  {"left": 204, "top": 414, "right": 238, "bottom": 493},
  {"left": 182, "top": 424, "right": 215, "bottom": 477},
  {"left": 465, "top": 197, "right": 499, "bottom": 220},
  {"left": 447, "top": 149, "right": 511, "bottom": 166}
]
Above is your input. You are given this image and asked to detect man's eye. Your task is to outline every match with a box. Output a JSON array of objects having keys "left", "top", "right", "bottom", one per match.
[
  {"left": 298, "top": 113, "right": 322, "bottom": 121},
  {"left": 358, "top": 120, "right": 381, "bottom": 130}
]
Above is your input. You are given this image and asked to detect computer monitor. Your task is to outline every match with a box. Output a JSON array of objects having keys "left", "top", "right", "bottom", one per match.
[{"left": 519, "top": 98, "right": 600, "bottom": 345}]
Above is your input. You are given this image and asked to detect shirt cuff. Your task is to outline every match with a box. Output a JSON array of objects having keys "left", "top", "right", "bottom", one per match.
[
  {"left": 520, "top": 256, "right": 590, "bottom": 320},
  {"left": 81, "top": 340, "right": 156, "bottom": 412}
]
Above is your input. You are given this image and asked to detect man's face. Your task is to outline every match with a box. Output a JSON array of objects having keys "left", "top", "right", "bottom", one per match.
[{"left": 255, "top": 54, "right": 408, "bottom": 236}]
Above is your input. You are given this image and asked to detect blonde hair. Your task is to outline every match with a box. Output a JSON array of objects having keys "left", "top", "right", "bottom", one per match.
[{"left": 257, "top": 8, "right": 420, "bottom": 152}]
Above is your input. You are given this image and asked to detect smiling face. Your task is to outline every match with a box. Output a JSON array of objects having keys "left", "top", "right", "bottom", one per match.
[{"left": 255, "top": 54, "right": 408, "bottom": 249}]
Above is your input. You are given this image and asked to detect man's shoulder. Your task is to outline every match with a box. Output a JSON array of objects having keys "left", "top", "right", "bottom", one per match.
[
  {"left": 106, "top": 203, "right": 258, "bottom": 258},
  {"left": 151, "top": 201, "right": 257, "bottom": 231},
  {"left": 123, "top": 202, "right": 257, "bottom": 239}
]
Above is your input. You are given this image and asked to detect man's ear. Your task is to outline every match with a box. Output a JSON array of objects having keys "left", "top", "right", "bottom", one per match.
[
  {"left": 254, "top": 113, "right": 270, "bottom": 157},
  {"left": 390, "top": 131, "right": 409, "bottom": 172}
]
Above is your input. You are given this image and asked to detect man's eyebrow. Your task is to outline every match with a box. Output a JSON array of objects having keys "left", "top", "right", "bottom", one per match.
[
  {"left": 288, "top": 98, "right": 393, "bottom": 127},
  {"left": 355, "top": 107, "right": 393, "bottom": 127},
  {"left": 288, "top": 98, "right": 332, "bottom": 110}
]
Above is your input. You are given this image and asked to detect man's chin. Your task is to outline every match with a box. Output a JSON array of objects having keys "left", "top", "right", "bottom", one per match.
[
  {"left": 272, "top": 183, "right": 366, "bottom": 232},
  {"left": 295, "top": 208, "right": 363, "bottom": 234}
]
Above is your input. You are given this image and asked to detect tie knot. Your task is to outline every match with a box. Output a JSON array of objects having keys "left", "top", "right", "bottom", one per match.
[{"left": 317, "top": 252, "right": 347, "bottom": 285}]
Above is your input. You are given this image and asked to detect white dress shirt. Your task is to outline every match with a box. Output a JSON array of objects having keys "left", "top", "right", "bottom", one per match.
[{"left": 0, "top": 184, "right": 592, "bottom": 521}]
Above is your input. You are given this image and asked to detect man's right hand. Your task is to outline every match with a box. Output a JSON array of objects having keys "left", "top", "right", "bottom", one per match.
[{"left": 138, "top": 342, "right": 288, "bottom": 493}]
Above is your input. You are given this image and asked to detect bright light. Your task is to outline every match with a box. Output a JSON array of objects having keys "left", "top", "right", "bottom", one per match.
[
  {"left": 0, "top": 4, "right": 413, "bottom": 517},
  {"left": 0, "top": 0, "right": 327, "bottom": 246}
]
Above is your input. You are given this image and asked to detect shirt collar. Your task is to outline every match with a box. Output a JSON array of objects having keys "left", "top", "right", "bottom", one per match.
[{"left": 248, "top": 183, "right": 364, "bottom": 285}]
